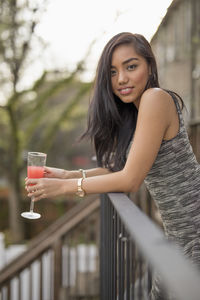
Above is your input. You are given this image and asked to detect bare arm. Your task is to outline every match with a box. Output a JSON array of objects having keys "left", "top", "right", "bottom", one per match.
[
  {"left": 73, "top": 89, "right": 172, "bottom": 194},
  {"left": 80, "top": 167, "right": 111, "bottom": 177},
  {"left": 26, "top": 89, "right": 174, "bottom": 200},
  {"left": 44, "top": 166, "right": 111, "bottom": 179}
]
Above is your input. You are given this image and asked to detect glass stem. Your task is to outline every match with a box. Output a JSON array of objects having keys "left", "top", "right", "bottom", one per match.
[{"left": 30, "top": 197, "right": 35, "bottom": 213}]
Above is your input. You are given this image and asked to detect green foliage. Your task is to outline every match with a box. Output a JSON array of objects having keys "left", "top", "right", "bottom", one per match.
[{"left": 0, "top": 0, "right": 93, "bottom": 242}]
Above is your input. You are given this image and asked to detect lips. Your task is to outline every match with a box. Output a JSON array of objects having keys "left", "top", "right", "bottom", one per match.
[{"left": 118, "top": 87, "right": 134, "bottom": 95}]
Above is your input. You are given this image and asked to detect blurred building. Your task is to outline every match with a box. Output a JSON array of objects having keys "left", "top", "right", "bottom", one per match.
[{"left": 151, "top": 0, "right": 200, "bottom": 120}]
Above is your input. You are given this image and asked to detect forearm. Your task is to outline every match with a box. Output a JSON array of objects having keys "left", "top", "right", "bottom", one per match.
[
  {"left": 64, "top": 167, "right": 111, "bottom": 179},
  {"left": 84, "top": 167, "right": 111, "bottom": 177},
  {"left": 26, "top": 169, "right": 138, "bottom": 201},
  {"left": 64, "top": 170, "right": 136, "bottom": 196}
]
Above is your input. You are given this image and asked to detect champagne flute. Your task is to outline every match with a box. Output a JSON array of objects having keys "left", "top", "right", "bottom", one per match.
[{"left": 21, "top": 152, "right": 47, "bottom": 219}]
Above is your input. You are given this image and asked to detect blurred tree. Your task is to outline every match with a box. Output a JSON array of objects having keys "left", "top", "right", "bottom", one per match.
[{"left": 0, "top": 0, "right": 92, "bottom": 243}]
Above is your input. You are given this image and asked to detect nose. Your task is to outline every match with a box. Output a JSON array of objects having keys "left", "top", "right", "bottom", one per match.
[{"left": 118, "top": 70, "right": 128, "bottom": 85}]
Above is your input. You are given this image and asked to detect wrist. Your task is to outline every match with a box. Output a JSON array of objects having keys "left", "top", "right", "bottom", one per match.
[
  {"left": 63, "top": 169, "right": 87, "bottom": 179},
  {"left": 78, "top": 169, "right": 86, "bottom": 179},
  {"left": 63, "top": 170, "right": 78, "bottom": 179},
  {"left": 76, "top": 177, "right": 86, "bottom": 197},
  {"left": 62, "top": 169, "right": 68, "bottom": 179},
  {"left": 72, "top": 169, "right": 86, "bottom": 178},
  {"left": 63, "top": 178, "right": 77, "bottom": 195}
]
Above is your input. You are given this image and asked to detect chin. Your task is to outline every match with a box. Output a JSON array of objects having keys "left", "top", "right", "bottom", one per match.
[{"left": 120, "top": 96, "right": 136, "bottom": 104}]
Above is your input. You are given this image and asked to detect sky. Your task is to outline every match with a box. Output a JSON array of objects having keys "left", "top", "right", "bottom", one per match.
[{"left": 33, "top": 0, "right": 173, "bottom": 82}]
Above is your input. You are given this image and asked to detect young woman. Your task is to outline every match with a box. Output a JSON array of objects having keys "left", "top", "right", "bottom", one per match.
[{"left": 25, "top": 32, "right": 200, "bottom": 299}]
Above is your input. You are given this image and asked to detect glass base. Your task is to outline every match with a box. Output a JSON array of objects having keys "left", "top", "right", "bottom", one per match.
[{"left": 21, "top": 211, "right": 41, "bottom": 219}]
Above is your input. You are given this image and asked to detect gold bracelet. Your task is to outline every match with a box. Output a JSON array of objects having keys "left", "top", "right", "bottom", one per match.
[
  {"left": 76, "top": 177, "right": 85, "bottom": 197},
  {"left": 79, "top": 169, "right": 86, "bottom": 179}
]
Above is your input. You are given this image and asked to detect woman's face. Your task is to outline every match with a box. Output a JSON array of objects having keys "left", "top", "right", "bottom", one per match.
[{"left": 111, "top": 43, "right": 150, "bottom": 108}]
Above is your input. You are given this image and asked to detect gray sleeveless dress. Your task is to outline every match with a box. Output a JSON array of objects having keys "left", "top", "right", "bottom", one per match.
[{"left": 144, "top": 92, "right": 200, "bottom": 299}]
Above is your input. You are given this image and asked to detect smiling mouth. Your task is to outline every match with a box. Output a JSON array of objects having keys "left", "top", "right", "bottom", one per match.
[{"left": 118, "top": 87, "right": 133, "bottom": 95}]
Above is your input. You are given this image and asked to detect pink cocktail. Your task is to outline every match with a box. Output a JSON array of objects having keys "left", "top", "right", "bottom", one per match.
[
  {"left": 28, "top": 166, "right": 44, "bottom": 179},
  {"left": 21, "top": 152, "right": 47, "bottom": 220}
]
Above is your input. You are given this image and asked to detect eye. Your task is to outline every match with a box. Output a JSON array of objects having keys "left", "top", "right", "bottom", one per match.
[
  {"left": 127, "top": 64, "right": 137, "bottom": 71},
  {"left": 111, "top": 69, "right": 117, "bottom": 76}
]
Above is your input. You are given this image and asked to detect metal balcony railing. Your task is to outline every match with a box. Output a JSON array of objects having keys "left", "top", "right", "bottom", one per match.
[{"left": 100, "top": 193, "right": 200, "bottom": 300}]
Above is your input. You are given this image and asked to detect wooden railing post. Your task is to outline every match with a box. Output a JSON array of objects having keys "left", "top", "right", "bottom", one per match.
[
  {"left": 53, "top": 237, "right": 62, "bottom": 300},
  {"left": 0, "top": 197, "right": 100, "bottom": 299}
]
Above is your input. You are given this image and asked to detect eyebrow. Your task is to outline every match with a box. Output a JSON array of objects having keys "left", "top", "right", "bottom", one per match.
[{"left": 111, "top": 57, "right": 139, "bottom": 68}]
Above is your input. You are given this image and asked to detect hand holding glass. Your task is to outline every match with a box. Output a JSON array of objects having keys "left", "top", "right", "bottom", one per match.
[{"left": 21, "top": 152, "right": 47, "bottom": 219}]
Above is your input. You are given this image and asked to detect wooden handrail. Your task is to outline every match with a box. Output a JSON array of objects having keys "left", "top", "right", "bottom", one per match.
[
  {"left": 0, "top": 196, "right": 100, "bottom": 285},
  {"left": 27, "top": 195, "right": 98, "bottom": 248}
]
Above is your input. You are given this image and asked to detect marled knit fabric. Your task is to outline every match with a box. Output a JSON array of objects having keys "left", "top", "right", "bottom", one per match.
[{"left": 144, "top": 92, "right": 200, "bottom": 300}]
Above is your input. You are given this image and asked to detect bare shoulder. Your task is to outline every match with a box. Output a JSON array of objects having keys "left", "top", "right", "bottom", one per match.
[
  {"left": 139, "top": 88, "right": 174, "bottom": 115},
  {"left": 140, "top": 88, "right": 172, "bottom": 106}
]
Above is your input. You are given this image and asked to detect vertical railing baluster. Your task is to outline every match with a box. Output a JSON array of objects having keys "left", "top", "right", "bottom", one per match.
[
  {"left": 138, "top": 255, "right": 143, "bottom": 300},
  {"left": 116, "top": 211, "right": 119, "bottom": 298},
  {"left": 110, "top": 202, "right": 113, "bottom": 300},
  {"left": 85, "top": 243, "right": 89, "bottom": 296},
  {"left": 126, "top": 235, "right": 130, "bottom": 300},
  {"left": 100, "top": 194, "right": 105, "bottom": 300},
  {"left": 113, "top": 209, "right": 117, "bottom": 300},
  {"left": 147, "top": 265, "right": 152, "bottom": 296},
  {"left": 39, "top": 256, "right": 43, "bottom": 300},
  {"left": 108, "top": 200, "right": 112, "bottom": 300},
  {"left": 76, "top": 247, "right": 80, "bottom": 294},
  {"left": 111, "top": 204, "right": 116, "bottom": 300},
  {"left": 49, "top": 250, "right": 54, "bottom": 300},
  {"left": 29, "top": 265, "right": 33, "bottom": 300},
  {"left": 131, "top": 243, "right": 136, "bottom": 300},
  {"left": 53, "top": 238, "right": 62, "bottom": 300},
  {"left": 6, "top": 281, "right": 11, "bottom": 300},
  {"left": 107, "top": 199, "right": 110, "bottom": 300},
  {"left": 118, "top": 218, "right": 123, "bottom": 300},
  {"left": 2, "top": 285, "right": 5, "bottom": 300},
  {"left": 1, "top": 286, "right": 5, "bottom": 300},
  {"left": 67, "top": 245, "right": 71, "bottom": 299},
  {"left": 135, "top": 248, "right": 139, "bottom": 300},
  {"left": 106, "top": 199, "right": 109, "bottom": 299},
  {"left": 17, "top": 274, "right": 21, "bottom": 300},
  {"left": 75, "top": 243, "right": 79, "bottom": 297},
  {"left": 100, "top": 194, "right": 109, "bottom": 300},
  {"left": 122, "top": 225, "right": 126, "bottom": 299},
  {"left": 117, "top": 215, "right": 120, "bottom": 299},
  {"left": 67, "top": 241, "right": 71, "bottom": 298}
]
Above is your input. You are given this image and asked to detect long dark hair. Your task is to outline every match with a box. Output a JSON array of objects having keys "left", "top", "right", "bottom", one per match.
[{"left": 82, "top": 32, "right": 183, "bottom": 171}]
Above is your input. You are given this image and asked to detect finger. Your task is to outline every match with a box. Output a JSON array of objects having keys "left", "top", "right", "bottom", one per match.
[
  {"left": 27, "top": 187, "right": 36, "bottom": 195},
  {"left": 44, "top": 169, "right": 52, "bottom": 178},
  {"left": 28, "top": 187, "right": 41, "bottom": 198},
  {"left": 32, "top": 190, "right": 46, "bottom": 202},
  {"left": 26, "top": 179, "right": 38, "bottom": 185},
  {"left": 31, "top": 194, "right": 41, "bottom": 202},
  {"left": 44, "top": 173, "right": 52, "bottom": 178},
  {"left": 44, "top": 166, "right": 52, "bottom": 173},
  {"left": 27, "top": 183, "right": 38, "bottom": 192}
]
